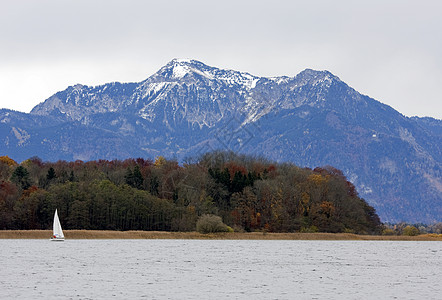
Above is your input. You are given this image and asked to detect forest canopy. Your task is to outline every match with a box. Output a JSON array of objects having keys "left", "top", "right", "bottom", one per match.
[{"left": 0, "top": 152, "right": 382, "bottom": 234}]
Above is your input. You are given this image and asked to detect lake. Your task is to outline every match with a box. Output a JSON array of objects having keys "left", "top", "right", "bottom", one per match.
[{"left": 1, "top": 240, "right": 441, "bottom": 299}]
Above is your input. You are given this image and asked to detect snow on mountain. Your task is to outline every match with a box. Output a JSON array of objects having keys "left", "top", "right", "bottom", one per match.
[
  {"left": 30, "top": 59, "right": 344, "bottom": 128},
  {"left": 153, "top": 58, "right": 260, "bottom": 87}
]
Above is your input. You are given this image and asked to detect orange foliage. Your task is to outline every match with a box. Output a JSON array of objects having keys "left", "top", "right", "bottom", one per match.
[
  {"left": 21, "top": 186, "right": 39, "bottom": 198},
  {"left": 186, "top": 206, "right": 196, "bottom": 215},
  {"left": 0, "top": 156, "right": 18, "bottom": 167},
  {"left": 267, "top": 165, "right": 276, "bottom": 173},
  {"left": 224, "top": 162, "right": 247, "bottom": 179},
  {"left": 319, "top": 201, "right": 335, "bottom": 218},
  {"left": 0, "top": 181, "right": 18, "bottom": 199},
  {"left": 251, "top": 162, "right": 266, "bottom": 177}
]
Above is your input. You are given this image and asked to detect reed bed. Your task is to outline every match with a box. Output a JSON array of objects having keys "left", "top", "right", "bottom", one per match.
[{"left": 0, "top": 230, "right": 441, "bottom": 241}]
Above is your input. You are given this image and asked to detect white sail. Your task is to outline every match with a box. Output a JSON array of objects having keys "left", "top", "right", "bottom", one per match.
[{"left": 52, "top": 209, "right": 64, "bottom": 239}]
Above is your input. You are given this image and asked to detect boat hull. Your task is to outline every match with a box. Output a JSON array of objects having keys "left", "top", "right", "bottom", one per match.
[{"left": 50, "top": 238, "right": 65, "bottom": 241}]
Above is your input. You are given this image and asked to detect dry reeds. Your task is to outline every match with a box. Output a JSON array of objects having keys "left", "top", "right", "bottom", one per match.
[{"left": 0, "top": 230, "right": 441, "bottom": 241}]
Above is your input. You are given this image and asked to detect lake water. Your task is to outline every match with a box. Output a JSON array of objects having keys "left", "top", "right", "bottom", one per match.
[{"left": 0, "top": 240, "right": 441, "bottom": 299}]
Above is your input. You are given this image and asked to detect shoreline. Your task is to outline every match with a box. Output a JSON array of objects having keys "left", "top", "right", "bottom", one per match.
[{"left": 1, "top": 230, "right": 441, "bottom": 241}]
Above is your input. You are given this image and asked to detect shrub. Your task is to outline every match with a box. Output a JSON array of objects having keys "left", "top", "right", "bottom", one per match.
[
  {"left": 300, "top": 225, "right": 319, "bottom": 233},
  {"left": 402, "top": 225, "right": 419, "bottom": 236},
  {"left": 196, "top": 214, "right": 229, "bottom": 234},
  {"left": 382, "top": 228, "right": 396, "bottom": 236}
]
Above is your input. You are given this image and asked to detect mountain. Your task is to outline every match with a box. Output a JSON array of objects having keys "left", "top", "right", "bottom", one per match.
[{"left": 1, "top": 59, "right": 441, "bottom": 223}]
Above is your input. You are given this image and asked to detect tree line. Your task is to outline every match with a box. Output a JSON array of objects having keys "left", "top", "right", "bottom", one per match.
[{"left": 0, "top": 152, "right": 382, "bottom": 234}]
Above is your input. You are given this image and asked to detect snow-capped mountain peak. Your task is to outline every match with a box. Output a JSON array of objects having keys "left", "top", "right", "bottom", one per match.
[
  {"left": 153, "top": 59, "right": 260, "bottom": 89},
  {"left": 153, "top": 58, "right": 215, "bottom": 80},
  {"left": 295, "top": 69, "right": 341, "bottom": 88},
  {"left": 30, "top": 60, "right": 349, "bottom": 125}
]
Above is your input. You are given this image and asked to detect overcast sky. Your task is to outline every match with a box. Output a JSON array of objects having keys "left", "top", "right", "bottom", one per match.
[{"left": 1, "top": 0, "right": 441, "bottom": 119}]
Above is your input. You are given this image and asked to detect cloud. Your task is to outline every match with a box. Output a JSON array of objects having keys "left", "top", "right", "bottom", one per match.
[{"left": 0, "top": 0, "right": 441, "bottom": 118}]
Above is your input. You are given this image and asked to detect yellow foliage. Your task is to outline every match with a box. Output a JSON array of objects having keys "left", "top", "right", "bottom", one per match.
[
  {"left": 402, "top": 225, "right": 419, "bottom": 236},
  {"left": 154, "top": 156, "right": 166, "bottom": 167},
  {"left": 0, "top": 156, "right": 18, "bottom": 166},
  {"left": 426, "top": 233, "right": 442, "bottom": 239},
  {"left": 20, "top": 159, "right": 32, "bottom": 167},
  {"left": 298, "top": 192, "right": 310, "bottom": 215},
  {"left": 301, "top": 192, "right": 310, "bottom": 205},
  {"left": 308, "top": 174, "right": 326, "bottom": 185}
]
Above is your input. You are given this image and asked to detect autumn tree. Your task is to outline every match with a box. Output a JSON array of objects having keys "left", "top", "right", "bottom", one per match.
[
  {"left": 0, "top": 181, "right": 19, "bottom": 229},
  {"left": 403, "top": 225, "right": 419, "bottom": 236},
  {"left": 0, "top": 156, "right": 17, "bottom": 181}
]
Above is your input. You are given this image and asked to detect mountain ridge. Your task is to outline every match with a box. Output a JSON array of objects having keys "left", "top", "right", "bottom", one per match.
[{"left": 1, "top": 59, "right": 441, "bottom": 223}]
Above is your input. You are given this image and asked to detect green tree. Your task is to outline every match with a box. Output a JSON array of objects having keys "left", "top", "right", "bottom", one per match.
[
  {"left": 47, "top": 167, "right": 57, "bottom": 181},
  {"left": 11, "top": 166, "right": 31, "bottom": 190},
  {"left": 132, "top": 165, "right": 144, "bottom": 189},
  {"left": 125, "top": 167, "right": 134, "bottom": 186},
  {"left": 125, "top": 166, "right": 144, "bottom": 189}
]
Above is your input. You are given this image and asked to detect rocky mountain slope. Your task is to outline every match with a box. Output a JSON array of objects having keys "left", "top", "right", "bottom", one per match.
[{"left": 1, "top": 59, "right": 441, "bottom": 223}]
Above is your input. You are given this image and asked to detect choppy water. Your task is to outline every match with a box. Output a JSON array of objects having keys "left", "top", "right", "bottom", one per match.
[{"left": 0, "top": 239, "right": 441, "bottom": 299}]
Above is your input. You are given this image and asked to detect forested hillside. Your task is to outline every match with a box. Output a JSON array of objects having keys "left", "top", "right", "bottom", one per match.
[{"left": 0, "top": 152, "right": 381, "bottom": 234}]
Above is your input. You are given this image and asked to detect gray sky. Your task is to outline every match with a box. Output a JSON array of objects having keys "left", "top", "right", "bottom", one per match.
[{"left": 1, "top": 0, "right": 441, "bottom": 118}]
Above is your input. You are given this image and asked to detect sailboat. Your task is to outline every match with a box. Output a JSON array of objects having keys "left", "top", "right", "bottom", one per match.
[{"left": 50, "top": 209, "right": 65, "bottom": 241}]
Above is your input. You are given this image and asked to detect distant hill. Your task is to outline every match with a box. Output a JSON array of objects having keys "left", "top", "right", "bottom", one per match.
[{"left": 0, "top": 59, "right": 440, "bottom": 223}]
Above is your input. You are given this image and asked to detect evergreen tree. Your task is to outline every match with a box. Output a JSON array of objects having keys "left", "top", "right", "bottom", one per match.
[
  {"left": 125, "top": 166, "right": 144, "bottom": 189},
  {"left": 11, "top": 166, "right": 31, "bottom": 190},
  {"left": 46, "top": 167, "right": 57, "bottom": 181},
  {"left": 124, "top": 167, "right": 134, "bottom": 187},
  {"left": 132, "top": 165, "right": 144, "bottom": 189},
  {"left": 69, "top": 170, "right": 75, "bottom": 182}
]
